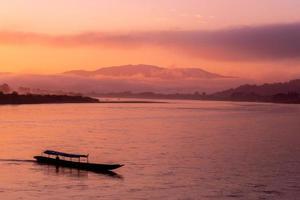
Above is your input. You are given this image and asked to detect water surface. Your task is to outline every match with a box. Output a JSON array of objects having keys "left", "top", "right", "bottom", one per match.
[{"left": 0, "top": 100, "right": 299, "bottom": 199}]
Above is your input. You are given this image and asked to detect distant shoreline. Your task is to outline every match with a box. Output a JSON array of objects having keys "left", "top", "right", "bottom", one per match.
[
  {"left": 1, "top": 92, "right": 299, "bottom": 105},
  {"left": 0, "top": 93, "right": 165, "bottom": 105},
  {"left": 0, "top": 93, "right": 99, "bottom": 105},
  {"left": 95, "top": 94, "right": 300, "bottom": 105}
]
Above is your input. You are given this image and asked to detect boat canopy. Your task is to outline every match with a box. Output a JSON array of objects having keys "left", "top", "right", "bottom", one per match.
[{"left": 43, "top": 150, "right": 88, "bottom": 158}]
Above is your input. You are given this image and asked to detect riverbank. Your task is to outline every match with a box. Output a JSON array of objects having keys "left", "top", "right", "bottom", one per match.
[
  {"left": 0, "top": 93, "right": 99, "bottom": 104},
  {"left": 0, "top": 93, "right": 166, "bottom": 105}
]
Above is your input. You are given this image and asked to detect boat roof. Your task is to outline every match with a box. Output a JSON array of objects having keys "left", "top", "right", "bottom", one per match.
[{"left": 44, "top": 150, "right": 88, "bottom": 158}]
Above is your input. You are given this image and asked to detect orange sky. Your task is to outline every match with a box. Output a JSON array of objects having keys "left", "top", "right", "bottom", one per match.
[{"left": 0, "top": 0, "right": 300, "bottom": 80}]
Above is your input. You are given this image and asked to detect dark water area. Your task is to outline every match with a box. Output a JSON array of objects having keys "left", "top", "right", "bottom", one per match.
[{"left": 0, "top": 100, "right": 299, "bottom": 199}]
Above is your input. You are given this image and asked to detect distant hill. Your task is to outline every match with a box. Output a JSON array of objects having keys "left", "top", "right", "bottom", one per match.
[
  {"left": 96, "top": 79, "right": 300, "bottom": 104},
  {"left": 0, "top": 65, "right": 246, "bottom": 94},
  {"left": 213, "top": 79, "right": 300, "bottom": 97},
  {"left": 209, "top": 79, "right": 300, "bottom": 103},
  {"left": 64, "top": 64, "right": 229, "bottom": 79}
]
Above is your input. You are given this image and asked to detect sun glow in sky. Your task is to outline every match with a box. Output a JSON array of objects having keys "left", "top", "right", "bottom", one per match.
[{"left": 0, "top": 0, "right": 300, "bottom": 79}]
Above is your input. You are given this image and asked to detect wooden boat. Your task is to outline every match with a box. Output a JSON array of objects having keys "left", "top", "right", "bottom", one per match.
[{"left": 34, "top": 150, "right": 123, "bottom": 171}]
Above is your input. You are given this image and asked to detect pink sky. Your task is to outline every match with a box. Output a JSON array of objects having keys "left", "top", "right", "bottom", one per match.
[{"left": 0, "top": 0, "right": 300, "bottom": 81}]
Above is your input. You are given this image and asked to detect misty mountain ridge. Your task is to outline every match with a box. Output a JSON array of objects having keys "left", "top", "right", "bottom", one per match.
[
  {"left": 2, "top": 78, "right": 300, "bottom": 104},
  {"left": 212, "top": 79, "right": 300, "bottom": 98},
  {"left": 95, "top": 78, "right": 300, "bottom": 104},
  {"left": 0, "top": 65, "right": 247, "bottom": 94},
  {"left": 63, "top": 64, "right": 230, "bottom": 80}
]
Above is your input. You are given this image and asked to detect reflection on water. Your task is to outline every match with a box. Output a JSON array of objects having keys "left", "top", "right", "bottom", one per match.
[
  {"left": 0, "top": 159, "right": 123, "bottom": 179},
  {"left": 0, "top": 100, "right": 299, "bottom": 199}
]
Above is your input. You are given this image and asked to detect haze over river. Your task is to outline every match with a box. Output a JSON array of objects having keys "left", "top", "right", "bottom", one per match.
[{"left": 0, "top": 100, "right": 299, "bottom": 199}]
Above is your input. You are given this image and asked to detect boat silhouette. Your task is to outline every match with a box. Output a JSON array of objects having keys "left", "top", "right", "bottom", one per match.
[{"left": 34, "top": 150, "right": 124, "bottom": 172}]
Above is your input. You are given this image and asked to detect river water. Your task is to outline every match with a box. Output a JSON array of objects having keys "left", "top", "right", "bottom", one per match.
[{"left": 0, "top": 100, "right": 299, "bottom": 199}]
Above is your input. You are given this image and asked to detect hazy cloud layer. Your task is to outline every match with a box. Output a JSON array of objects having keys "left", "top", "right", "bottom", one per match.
[
  {"left": 0, "top": 73, "right": 249, "bottom": 94},
  {"left": 1, "top": 23, "right": 300, "bottom": 61}
]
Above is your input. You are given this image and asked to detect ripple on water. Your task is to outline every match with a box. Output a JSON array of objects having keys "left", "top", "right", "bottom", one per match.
[{"left": 0, "top": 101, "right": 299, "bottom": 199}]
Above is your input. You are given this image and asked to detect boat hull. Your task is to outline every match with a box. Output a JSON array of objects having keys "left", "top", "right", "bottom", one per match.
[{"left": 34, "top": 156, "right": 123, "bottom": 171}]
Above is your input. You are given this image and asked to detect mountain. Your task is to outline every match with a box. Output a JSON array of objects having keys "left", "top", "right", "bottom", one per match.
[
  {"left": 63, "top": 64, "right": 228, "bottom": 79},
  {"left": 213, "top": 79, "right": 300, "bottom": 97},
  {"left": 0, "top": 65, "right": 246, "bottom": 94},
  {"left": 208, "top": 79, "right": 300, "bottom": 103}
]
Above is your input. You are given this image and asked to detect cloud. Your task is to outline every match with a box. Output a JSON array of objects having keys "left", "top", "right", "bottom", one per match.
[
  {"left": 194, "top": 14, "right": 203, "bottom": 19},
  {"left": 1, "top": 22, "right": 300, "bottom": 61}
]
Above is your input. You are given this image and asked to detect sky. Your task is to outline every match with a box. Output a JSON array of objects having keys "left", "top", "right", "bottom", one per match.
[{"left": 0, "top": 0, "right": 300, "bottom": 81}]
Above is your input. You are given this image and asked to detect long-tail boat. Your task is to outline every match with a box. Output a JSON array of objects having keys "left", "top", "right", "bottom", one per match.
[{"left": 34, "top": 150, "right": 123, "bottom": 171}]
